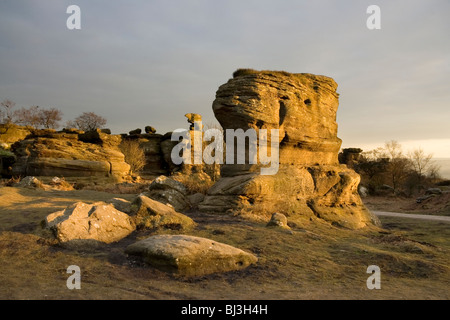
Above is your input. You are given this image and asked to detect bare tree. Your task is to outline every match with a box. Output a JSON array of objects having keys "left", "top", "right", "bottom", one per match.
[
  {"left": 66, "top": 112, "right": 107, "bottom": 131},
  {"left": 39, "top": 108, "right": 63, "bottom": 129},
  {"left": 408, "top": 148, "right": 439, "bottom": 184},
  {"left": 14, "top": 106, "right": 62, "bottom": 129},
  {"left": 14, "top": 106, "right": 41, "bottom": 127},
  {"left": 0, "top": 99, "right": 16, "bottom": 124},
  {"left": 383, "top": 140, "right": 411, "bottom": 192}
]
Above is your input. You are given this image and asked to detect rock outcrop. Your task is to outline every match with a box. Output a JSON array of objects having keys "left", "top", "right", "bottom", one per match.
[
  {"left": 199, "top": 69, "right": 380, "bottom": 229},
  {"left": 125, "top": 234, "right": 258, "bottom": 276},
  {"left": 10, "top": 129, "right": 131, "bottom": 181}
]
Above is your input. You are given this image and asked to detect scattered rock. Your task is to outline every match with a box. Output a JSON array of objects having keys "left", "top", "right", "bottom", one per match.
[
  {"left": 129, "top": 128, "right": 142, "bottom": 135},
  {"left": 125, "top": 234, "right": 258, "bottom": 276},
  {"left": 266, "top": 213, "right": 290, "bottom": 229},
  {"left": 130, "top": 195, "right": 195, "bottom": 231},
  {"left": 147, "top": 175, "right": 191, "bottom": 211},
  {"left": 416, "top": 194, "right": 435, "bottom": 203},
  {"left": 425, "top": 188, "right": 442, "bottom": 195},
  {"left": 106, "top": 198, "right": 132, "bottom": 213},
  {"left": 14, "top": 176, "right": 42, "bottom": 188},
  {"left": 44, "top": 202, "right": 135, "bottom": 245},
  {"left": 359, "top": 186, "right": 368, "bottom": 198},
  {"left": 187, "top": 193, "right": 205, "bottom": 207},
  {"left": 145, "top": 126, "right": 156, "bottom": 134}
]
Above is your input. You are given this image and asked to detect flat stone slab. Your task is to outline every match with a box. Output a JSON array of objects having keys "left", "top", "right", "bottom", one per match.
[{"left": 125, "top": 235, "right": 258, "bottom": 276}]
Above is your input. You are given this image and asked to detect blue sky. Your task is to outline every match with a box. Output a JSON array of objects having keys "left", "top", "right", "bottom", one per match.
[{"left": 1, "top": 0, "right": 449, "bottom": 156}]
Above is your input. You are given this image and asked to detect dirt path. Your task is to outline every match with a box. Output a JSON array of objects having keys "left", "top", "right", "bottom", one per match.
[{"left": 373, "top": 211, "right": 450, "bottom": 222}]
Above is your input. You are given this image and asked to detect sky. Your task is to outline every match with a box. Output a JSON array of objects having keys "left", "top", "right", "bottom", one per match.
[{"left": 0, "top": 0, "right": 449, "bottom": 157}]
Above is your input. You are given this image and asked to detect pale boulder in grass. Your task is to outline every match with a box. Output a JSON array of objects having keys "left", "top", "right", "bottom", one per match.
[
  {"left": 266, "top": 213, "right": 290, "bottom": 229},
  {"left": 45, "top": 202, "right": 135, "bottom": 244},
  {"left": 125, "top": 235, "right": 258, "bottom": 276}
]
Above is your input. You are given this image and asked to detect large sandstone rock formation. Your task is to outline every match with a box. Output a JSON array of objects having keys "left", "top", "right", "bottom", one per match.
[
  {"left": 10, "top": 129, "right": 131, "bottom": 181},
  {"left": 199, "top": 69, "right": 379, "bottom": 229},
  {"left": 125, "top": 234, "right": 258, "bottom": 276}
]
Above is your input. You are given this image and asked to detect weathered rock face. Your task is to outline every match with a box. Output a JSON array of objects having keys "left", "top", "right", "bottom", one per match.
[
  {"left": 10, "top": 130, "right": 131, "bottom": 181},
  {"left": 125, "top": 234, "right": 258, "bottom": 276},
  {"left": 45, "top": 202, "right": 135, "bottom": 244},
  {"left": 200, "top": 69, "right": 379, "bottom": 229},
  {"left": 133, "top": 134, "right": 168, "bottom": 176},
  {"left": 213, "top": 69, "right": 342, "bottom": 170}
]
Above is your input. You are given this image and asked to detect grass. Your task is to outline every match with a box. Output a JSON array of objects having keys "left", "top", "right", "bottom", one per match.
[
  {"left": 0, "top": 149, "right": 15, "bottom": 159},
  {"left": 0, "top": 187, "right": 449, "bottom": 299}
]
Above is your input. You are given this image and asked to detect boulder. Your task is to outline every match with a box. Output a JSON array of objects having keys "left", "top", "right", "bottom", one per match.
[
  {"left": 125, "top": 234, "right": 258, "bottom": 276},
  {"left": 106, "top": 198, "right": 132, "bottom": 213},
  {"left": 188, "top": 193, "right": 205, "bottom": 207},
  {"left": 130, "top": 195, "right": 195, "bottom": 231},
  {"left": 145, "top": 126, "right": 156, "bottom": 134},
  {"left": 416, "top": 194, "right": 435, "bottom": 203},
  {"left": 147, "top": 175, "right": 190, "bottom": 211},
  {"left": 129, "top": 128, "right": 142, "bottom": 135},
  {"left": 14, "top": 176, "right": 42, "bottom": 188},
  {"left": 200, "top": 69, "right": 380, "bottom": 229},
  {"left": 266, "top": 213, "right": 290, "bottom": 229},
  {"left": 44, "top": 202, "right": 135, "bottom": 244},
  {"left": 78, "top": 129, "right": 121, "bottom": 147},
  {"left": 425, "top": 188, "right": 442, "bottom": 195}
]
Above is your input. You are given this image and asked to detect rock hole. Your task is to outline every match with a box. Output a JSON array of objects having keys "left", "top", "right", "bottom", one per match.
[
  {"left": 236, "top": 261, "right": 243, "bottom": 267},
  {"left": 279, "top": 100, "right": 287, "bottom": 126},
  {"left": 304, "top": 99, "right": 311, "bottom": 106}
]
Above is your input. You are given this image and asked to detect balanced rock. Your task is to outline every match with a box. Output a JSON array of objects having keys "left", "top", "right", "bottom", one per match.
[
  {"left": 44, "top": 202, "right": 135, "bottom": 244},
  {"left": 145, "top": 126, "right": 156, "bottom": 134},
  {"left": 125, "top": 234, "right": 258, "bottom": 276},
  {"left": 199, "top": 69, "right": 380, "bottom": 229},
  {"left": 185, "top": 113, "right": 202, "bottom": 130},
  {"left": 130, "top": 195, "right": 195, "bottom": 230}
]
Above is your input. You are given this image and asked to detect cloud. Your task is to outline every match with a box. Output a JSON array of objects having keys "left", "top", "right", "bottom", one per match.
[{"left": 0, "top": 0, "right": 449, "bottom": 157}]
